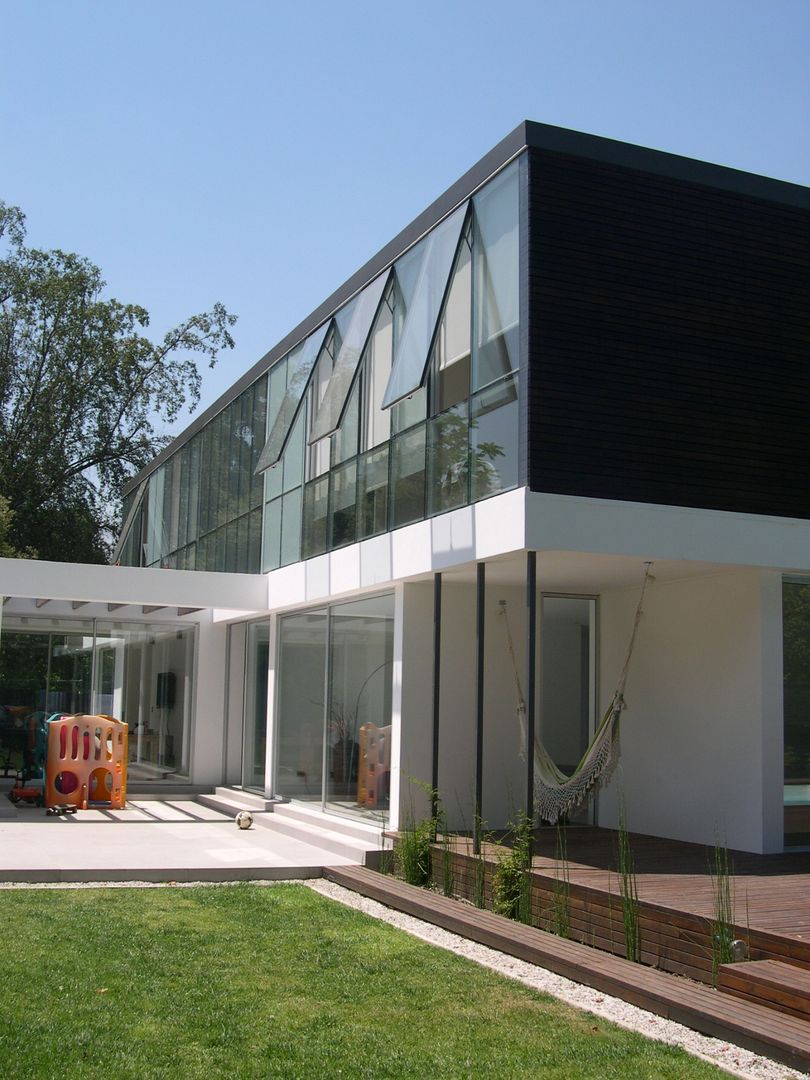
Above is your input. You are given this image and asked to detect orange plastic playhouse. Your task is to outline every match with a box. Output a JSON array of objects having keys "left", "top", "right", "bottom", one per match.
[{"left": 45, "top": 714, "right": 128, "bottom": 811}]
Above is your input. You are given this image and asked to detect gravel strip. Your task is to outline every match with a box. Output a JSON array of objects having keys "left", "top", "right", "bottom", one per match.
[
  {"left": 2, "top": 876, "right": 805, "bottom": 1078},
  {"left": 307, "top": 878, "right": 807, "bottom": 1080}
]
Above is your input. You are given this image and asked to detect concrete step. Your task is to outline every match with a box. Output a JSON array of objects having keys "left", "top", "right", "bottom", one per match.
[
  {"left": 270, "top": 801, "right": 387, "bottom": 847},
  {"left": 196, "top": 788, "right": 274, "bottom": 816},
  {"left": 196, "top": 793, "right": 270, "bottom": 819},
  {"left": 213, "top": 786, "right": 276, "bottom": 812},
  {"left": 254, "top": 811, "right": 374, "bottom": 863}
]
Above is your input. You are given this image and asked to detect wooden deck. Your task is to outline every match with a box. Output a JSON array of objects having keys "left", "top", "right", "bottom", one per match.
[
  {"left": 525, "top": 828, "right": 810, "bottom": 948},
  {"left": 429, "top": 827, "right": 810, "bottom": 981},
  {"left": 326, "top": 864, "right": 810, "bottom": 1072}
]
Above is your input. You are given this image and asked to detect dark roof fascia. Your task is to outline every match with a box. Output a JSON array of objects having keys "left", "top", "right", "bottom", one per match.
[
  {"left": 124, "top": 123, "right": 530, "bottom": 494},
  {"left": 523, "top": 120, "right": 810, "bottom": 209},
  {"left": 125, "top": 121, "right": 809, "bottom": 494}
]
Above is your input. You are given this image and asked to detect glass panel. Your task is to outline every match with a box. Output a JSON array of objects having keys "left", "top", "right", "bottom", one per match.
[
  {"left": 308, "top": 333, "right": 335, "bottom": 478},
  {"left": 358, "top": 446, "right": 389, "bottom": 540},
  {"left": 326, "top": 594, "right": 395, "bottom": 818},
  {"left": 364, "top": 294, "right": 393, "bottom": 449},
  {"left": 280, "top": 486, "right": 302, "bottom": 566},
  {"left": 262, "top": 498, "right": 282, "bottom": 572},
  {"left": 225, "top": 519, "right": 238, "bottom": 572},
  {"left": 540, "top": 596, "right": 596, "bottom": 826},
  {"left": 243, "top": 621, "right": 270, "bottom": 791},
  {"left": 783, "top": 582, "right": 810, "bottom": 847},
  {"left": 264, "top": 459, "right": 283, "bottom": 502},
  {"left": 94, "top": 621, "right": 196, "bottom": 780},
  {"left": 433, "top": 233, "right": 472, "bottom": 413},
  {"left": 382, "top": 202, "right": 468, "bottom": 408},
  {"left": 473, "top": 162, "right": 519, "bottom": 390},
  {"left": 427, "top": 404, "right": 469, "bottom": 516},
  {"left": 470, "top": 373, "right": 519, "bottom": 501},
  {"left": 389, "top": 424, "right": 426, "bottom": 529},
  {"left": 391, "top": 386, "right": 427, "bottom": 434},
  {"left": 282, "top": 408, "right": 305, "bottom": 492},
  {"left": 143, "top": 466, "right": 167, "bottom": 567},
  {"left": 333, "top": 377, "right": 360, "bottom": 466},
  {"left": 116, "top": 482, "right": 146, "bottom": 566},
  {"left": 309, "top": 272, "right": 389, "bottom": 442},
  {"left": 302, "top": 476, "right": 329, "bottom": 559},
  {"left": 246, "top": 507, "right": 261, "bottom": 574},
  {"left": 275, "top": 609, "right": 328, "bottom": 802},
  {"left": 330, "top": 460, "right": 357, "bottom": 549},
  {"left": 255, "top": 322, "right": 330, "bottom": 473},
  {"left": 264, "top": 356, "right": 289, "bottom": 459}
]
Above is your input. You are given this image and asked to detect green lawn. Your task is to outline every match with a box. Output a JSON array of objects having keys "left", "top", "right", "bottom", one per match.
[{"left": 0, "top": 884, "right": 732, "bottom": 1080}]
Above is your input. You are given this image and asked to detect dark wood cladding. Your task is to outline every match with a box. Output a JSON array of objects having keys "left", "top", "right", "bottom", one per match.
[{"left": 526, "top": 148, "right": 810, "bottom": 519}]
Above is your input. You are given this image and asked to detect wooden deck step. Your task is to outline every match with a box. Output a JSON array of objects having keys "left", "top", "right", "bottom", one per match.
[
  {"left": 719, "top": 959, "right": 810, "bottom": 1022},
  {"left": 325, "top": 865, "right": 810, "bottom": 1073}
]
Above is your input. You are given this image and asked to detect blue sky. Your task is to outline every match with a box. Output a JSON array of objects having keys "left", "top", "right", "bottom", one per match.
[{"left": 2, "top": 0, "right": 808, "bottom": 430}]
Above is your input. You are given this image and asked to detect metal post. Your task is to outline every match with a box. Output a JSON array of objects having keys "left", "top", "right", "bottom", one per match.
[
  {"left": 526, "top": 550, "right": 537, "bottom": 857},
  {"left": 474, "top": 561, "right": 485, "bottom": 854},
  {"left": 431, "top": 572, "right": 442, "bottom": 822}
]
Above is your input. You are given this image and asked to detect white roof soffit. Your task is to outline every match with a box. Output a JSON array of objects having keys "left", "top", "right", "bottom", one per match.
[{"left": 0, "top": 558, "right": 270, "bottom": 612}]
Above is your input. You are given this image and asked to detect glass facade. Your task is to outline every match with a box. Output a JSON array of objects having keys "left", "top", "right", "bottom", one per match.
[
  {"left": 117, "top": 158, "right": 521, "bottom": 575},
  {"left": 0, "top": 617, "right": 196, "bottom": 783}
]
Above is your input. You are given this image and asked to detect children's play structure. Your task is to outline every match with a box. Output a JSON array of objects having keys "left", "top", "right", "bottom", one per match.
[{"left": 5, "top": 712, "right": 128, "bottom": 812}]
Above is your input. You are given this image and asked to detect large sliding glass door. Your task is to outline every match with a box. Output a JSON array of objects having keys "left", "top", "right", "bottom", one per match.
[
  {"left": 275, "top": 594, "right": 395, "bottom": 819},
  {"left": 276, "top": 609, "right": 328, "bottom": 802},
  {"left": 242, "top": 621, "right": 271, "bottom": 791}
]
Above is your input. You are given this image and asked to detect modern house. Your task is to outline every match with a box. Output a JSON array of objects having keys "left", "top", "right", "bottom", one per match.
[{"left": 1, "top": 121, "right": 809, "bottom": 855}]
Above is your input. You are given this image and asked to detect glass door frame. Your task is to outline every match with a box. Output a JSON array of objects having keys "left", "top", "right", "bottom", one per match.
[
  {"left": 241, "top": 617, "right": 273, "bottom": 793},
  {"left": 538, "top": 591, "right": 599, "bottom": 826}
]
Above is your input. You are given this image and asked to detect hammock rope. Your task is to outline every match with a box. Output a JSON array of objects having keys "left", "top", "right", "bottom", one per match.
[{"left": 499, "top": 562, "right": 654, "bottom": 824}]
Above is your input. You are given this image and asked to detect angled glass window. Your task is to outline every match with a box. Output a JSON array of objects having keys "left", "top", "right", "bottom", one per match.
[
  {"left": 333, "top": 377, "right": 360, "bottom": 466},
  {"left": 364, "top": 287, "right": 393, "bottom": 449},
  {"left": 255, "top": 321, "right": 330, "bottom": 474},
  {"left": 382, "top": 202, "right": 468, "bottom": 409},
  {"left": 432, "top": 228, "right": 472, "bottom": 414},
  {"left": 472, "top": 162, "right": 519, "bottom": 391},
  {"left": 309, "top": 272, "right": 389, "bottom": 443}
]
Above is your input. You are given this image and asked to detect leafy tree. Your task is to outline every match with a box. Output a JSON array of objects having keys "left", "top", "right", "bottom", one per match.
[{"left": 0, "top": 202, "right": 236, "bottom": 562}]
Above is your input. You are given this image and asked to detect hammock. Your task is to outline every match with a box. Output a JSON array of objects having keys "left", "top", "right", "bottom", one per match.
[{"left": 500, "top": 563, "right": 653, "bottom": 824}]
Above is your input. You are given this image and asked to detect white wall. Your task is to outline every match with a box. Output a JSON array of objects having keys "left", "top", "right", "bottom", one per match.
[{"left": 597, "top": 568, "right": 779, "bottom": 853}]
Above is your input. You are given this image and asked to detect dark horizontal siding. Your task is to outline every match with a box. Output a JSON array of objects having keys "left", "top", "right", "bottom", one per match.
[{"left": 527, "top": 148, "right": 810, "bottom": 519}]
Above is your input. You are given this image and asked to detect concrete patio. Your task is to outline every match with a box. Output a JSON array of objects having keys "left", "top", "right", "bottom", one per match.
[{"left": 0, "top": 797, "right": 370, "bottom": 883}]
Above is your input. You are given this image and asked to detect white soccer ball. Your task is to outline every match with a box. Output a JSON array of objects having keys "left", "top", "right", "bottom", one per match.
[{"left": 235, "top": 810, "right": 254, "bottom": 830}]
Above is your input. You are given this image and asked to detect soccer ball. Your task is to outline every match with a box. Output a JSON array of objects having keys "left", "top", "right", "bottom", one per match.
[{"left": 235, "top": 810, "right": 254, "bottom": 830}]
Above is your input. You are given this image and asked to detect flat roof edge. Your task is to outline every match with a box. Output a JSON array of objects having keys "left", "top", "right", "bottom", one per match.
[{"left": 524, "top": 120, "right": 810, "bottom": 208}]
